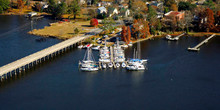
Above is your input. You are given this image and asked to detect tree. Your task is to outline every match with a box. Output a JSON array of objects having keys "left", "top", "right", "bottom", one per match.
[
  {"left": 74, "top": 28, "right": 79, "bottom": 34},
  {"left": 99, "top": 17, "right": 116, "bottom": 34},
  {"left": 164, "top": 0, "right": 175, "bottom": 7},
  {"left": 128, "top": 0, "right": 132, "bottom": 9},
  {"left": 132, "top": 19, "right": 150, "bottom": 39},
  {"left": 48, "top": 0, "right": 67, "bottom": 19},
  {"left": 178, "top": 1, "right": 196, "bottom": 11},
  {"left": 17, "top": 0, "right": 24, "bottom": 11},
  {"left": 147, "top": 6, "right": 157, "bottom": 24},
  {"left": 90, "top": 18, "right": 98, "bottom": 27},
  {"left": 198, "top": 8, "right": 215, "bottom": 32},
  {"left": 127, "top": 26, "right": 131, "bottom": 43},
  {"left": 164, "top": 7, "right": 169, "bottom": 13},
  {"left": 121, "top": 26, "right": 128, "bottom": 43},
  {"left": 88, "top": 9, "right": 96, "bottom": 18},
  {"left": 131, "top": 1, "right": 148, "bottom": 13},
  {"left": 0, "top": 0, "right": 9, "bottom": 13},
  {"left": 170, "top": 4, "right": 178, "bottom": 11},
  {"left": 68, "top": 0, "right": 81, "bottom": 19},
  {"left": 204, "top": 0, "right": 215, "bottom": 9}
]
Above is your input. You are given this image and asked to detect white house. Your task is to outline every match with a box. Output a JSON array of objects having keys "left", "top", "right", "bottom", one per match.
[
  {"left": 108, "top": 8, "right": 119, "bottom": 17},
  {"left": 119, "top": 8, "right": 130, "bottom": 17},
  {"left": 97, "top": 7, "right": 107, "bottom": 14}
]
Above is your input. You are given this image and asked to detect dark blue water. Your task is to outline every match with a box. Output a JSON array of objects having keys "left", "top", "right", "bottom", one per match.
[{"left": 0, "top": 16, "right": 220, "bottom": 110}]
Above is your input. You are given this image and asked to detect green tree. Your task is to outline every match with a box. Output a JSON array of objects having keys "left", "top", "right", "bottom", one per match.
[
  {"left": 74, "top": 28, "right": 79, "bottom": 34},
  {"left": 128, "top": 0, "right": 132, "bottom": 9},
  {"left": 164, "top": 7, "right": 169, "bottom": 13},
  {"left": 147, "top": 6, "right": 157, "bottom": 22},
  {"left": 178, "top": 1, "right": 196, "bottom": 11},
  {"left": 204, "top": 0, "right": 215, "bottom": 9},
  {"left": 0, "top": 0, "right": 9, "bottom": 13},
  {"left": 99, "top": 17, "right": 116, "bottom": 34},
  {"left": 48, "top": 0, "right": 67, "bottom": 19},
  {"left": 68, "top": 0, "right": 81, "bottom": 19}
]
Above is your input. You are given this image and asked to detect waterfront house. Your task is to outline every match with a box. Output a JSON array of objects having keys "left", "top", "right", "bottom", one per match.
[
  {"left": 164, "top": 11, "right": 185, "bottom": 21},
  {"left": 97, "top": 7, "right": 107, "bottom": 14},
  {"left": 119, "top": 8, "right": 130, "bottom": 17},
  {"left": 108, "top": 7, "right": 119, "bottom": 17}
]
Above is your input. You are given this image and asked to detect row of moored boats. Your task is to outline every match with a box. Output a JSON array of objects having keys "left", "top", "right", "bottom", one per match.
[{"left": 78, "top": 38, "right": 148, "bottom": 71}]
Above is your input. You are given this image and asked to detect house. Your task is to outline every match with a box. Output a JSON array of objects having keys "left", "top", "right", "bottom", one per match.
[
  {"left": 119, "top": 8, "right": 130, "bottom": 17},
  {"left": 108, "top": 7, "right": 119, "bottom": 17},
  {"left": 164, "top": 11, "right": 185, "bottom": 21},
  {"left": 115, "top": 0, "right": 124, "bottom": 4},
  {"left": 97, "top": 7, "right": 107, "bottom": 14},
  {"left": 118, "top": 3, "right": 128, "bottom": 9},
  {"left": 97, "top": 2, "right": 102, "bottom": 7}
]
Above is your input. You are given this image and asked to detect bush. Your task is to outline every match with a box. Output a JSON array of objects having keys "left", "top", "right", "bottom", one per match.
[
  {"left": 74, "top": 28, "right": 79, "bottom": 34},
  {"left": 90, "top": 18, "right": 98, "bottom": 27}
]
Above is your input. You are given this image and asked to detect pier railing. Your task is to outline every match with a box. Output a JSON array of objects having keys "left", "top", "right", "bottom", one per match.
[
  {"left": 0, "top": 28, "right": 102, "bottom": 81},
  {"left": 188, "top": 34, "right": 216, "bottom": 51}
]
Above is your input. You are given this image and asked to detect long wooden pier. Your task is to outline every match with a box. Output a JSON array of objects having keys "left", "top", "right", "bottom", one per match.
[
  {"left": 188, "top": 34, "right": 216, "bottom": 51},
  {"left": 0, "top": 28, "right": 102, "bottom": 81}
]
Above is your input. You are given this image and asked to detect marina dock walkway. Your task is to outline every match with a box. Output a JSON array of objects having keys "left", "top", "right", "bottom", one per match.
[
  {"left": 188, "top": 34, "right": 216, "bottom": 51},
  {"left": 0, "top": 28, "right": 102, "bottom": 80}
]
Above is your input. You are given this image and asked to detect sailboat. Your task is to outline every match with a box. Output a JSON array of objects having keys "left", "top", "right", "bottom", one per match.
[
  {"left": 79, "top": 48, "right": 98, "bottom": 71},
  {"left": 126, "top": 40, "right": 147, "bottom": 71}
]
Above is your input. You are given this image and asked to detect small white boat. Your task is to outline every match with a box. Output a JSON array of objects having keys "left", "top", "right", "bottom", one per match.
[
  {"left": 99, "top": 58, "right": 111, "bottom": 63},
  {"left": 86, "top": 44, "right": 93, "bottom": 48},
  {"left": 108, "top": 63, "right": 113, "bottom": 68},
  {"left": 166, "top": 35, "right": 178, "bottom": 41},
  {"left": 78, "top": 45, "right": 83, "bottom": 49},
  {"left": 121, "top": 44, "right": 128, "bottom": 48},
  {"left": 102, "top": 63, "right": 107, "bottom": 69},
  {"left": 116, "top": 63, "right": 120, "bottom": 68},
  {"left": 128, "top": 42, "right": 133, "bottom": 46},
  {"left": 92, "top": 46, "right": 100, "bottom": 50},
  {"left": 81, "top": 67, "right": 98, "bottom": 71},
  {"left": 121, "top": 62, "right": 126, "bottom": 68},
  {"left": 126, "top": 63, "right": 145, "bottom": 71}
]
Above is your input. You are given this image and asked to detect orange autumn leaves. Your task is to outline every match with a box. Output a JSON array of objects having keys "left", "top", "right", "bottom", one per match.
[{"left": 121, "top": 19, "right": 150, "bottom": 44}]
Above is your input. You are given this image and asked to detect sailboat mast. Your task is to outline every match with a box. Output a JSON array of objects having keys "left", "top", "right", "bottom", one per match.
[
  {"left": 137, "top": 33, "right": 141, "bottom": 59},
  {"left": 133, "top": 48, "right": 136, "bottom": 59}
]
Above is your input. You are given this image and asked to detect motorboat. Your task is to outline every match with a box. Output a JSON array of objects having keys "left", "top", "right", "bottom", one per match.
[
  {"left": 99, "top": 39, "right": 111, "bottom": 63},
  {"left": 78, "top": 45, "right": 83, "bottom": 49},
  {"left": 128, "top": 42, "right": 133, "bottom": 46},
  {"left": 113, "top": 38, "right": 126, "bottom": 63},
  {"left": 166, "top": 35, "right": 178, "bottom": 41},
  {"left": 92, "top": 46, "right": 100, "bottom": 50}
]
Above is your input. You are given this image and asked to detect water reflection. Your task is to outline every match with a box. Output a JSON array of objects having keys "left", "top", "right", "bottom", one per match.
[{"left": 128, "top": 70, "right": 144, "bottom": 87}]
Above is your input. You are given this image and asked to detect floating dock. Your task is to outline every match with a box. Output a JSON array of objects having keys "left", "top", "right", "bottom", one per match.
[{"left": 188, "top": 34, "right": 216, "bottom": 51}]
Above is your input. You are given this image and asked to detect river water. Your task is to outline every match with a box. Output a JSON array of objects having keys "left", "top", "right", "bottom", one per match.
[{"left": 0, "top": 16, "right": 220, "bottom": 110}]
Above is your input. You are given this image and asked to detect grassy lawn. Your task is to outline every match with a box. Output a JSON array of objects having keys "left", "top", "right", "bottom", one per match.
[{"left": 29, "top": 21, "right": 95, "bottom": 39}]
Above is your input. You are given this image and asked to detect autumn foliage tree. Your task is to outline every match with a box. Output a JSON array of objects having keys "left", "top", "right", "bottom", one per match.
[
  {"left": 132, "top": 19, "right": 150, "bottom": 39},
  {"left": 170, "top": 4, "right": 178, "bottom": 11},
  {"left": 198, "top": 8, "right": 215, "bottom": 32},
  {"left": 121, "top": 26, "right": 128, "bottom": 43},
  {"left": 17, "top": 0, "right": 24, "bottom": 11},
  {"left": 127, "top": 26, "right": 131, "bottom": 43},
  {"left": 90, "top": 18, "right": 98, "bottom": 27}
]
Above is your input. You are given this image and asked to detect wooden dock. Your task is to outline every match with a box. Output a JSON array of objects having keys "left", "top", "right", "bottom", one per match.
[
  {"left": 188, "top": 34, "right": 216, "bottom": 51},
  {"left": 0, "top": 28, "right": 102, "bottom": 81}
]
